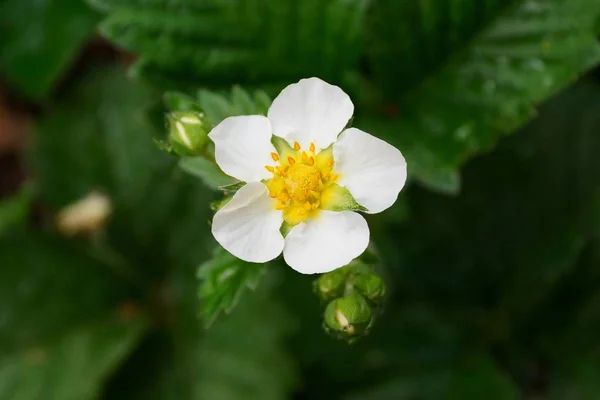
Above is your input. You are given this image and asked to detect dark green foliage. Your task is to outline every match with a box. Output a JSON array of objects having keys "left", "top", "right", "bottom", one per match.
[
  {"left": 197, "top": 247, "right": 267, "bottom": 327},
  {"left": 3, "top": 0, "right": 600, "bottom": 398},
  {"left": 0, "top": 0, "right": 100, "bottom": 99},
  {"left": 363, "top": 0, "right": 600, "bottom": 191},
  {"left": 90, "top": 0, "right": 368, "bottom": 91}
]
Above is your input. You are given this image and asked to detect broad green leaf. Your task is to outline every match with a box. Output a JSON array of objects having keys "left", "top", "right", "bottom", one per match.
[
  {"left": 364, "top": 0, "right": 600, "bottom": 192},
  {"left": 197, "top": 87, "right": 271, "bottom": 126},
  {"left": 88, "top": 0, "right": 368, "bottom": 90},
  {"left": 166, "top": 86, "right": 271, "bottom": 128},
  {"left": 197, "top": 247, "right": 267, "bottom": 328},
  {"left": 0, "top": 0, "right": 100, "bottom": 99},
  {"left": 0, "top": 316, "right": 147, "bottom": 400}
]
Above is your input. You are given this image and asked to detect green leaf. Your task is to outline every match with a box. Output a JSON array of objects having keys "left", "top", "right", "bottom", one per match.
[
  {"left": 196, "top": 86, "right": 271, "bottom": 127},
  {"left": 198, "top": 247, "right": 268, "bottom": 328},
  {"left": 0, "top": 316, "right": 147, "bottom": 400},
  {"left": 378, "top": 80, "right": 600, "bottom": 345},
  {"left": 0, "top": 0, "right": 100, "bottom": 99},
  {"left": 179, "top": 157, "right": 236, "bottom": 190},
  {"left": 89, "top": 0, "right": 368, "bottom": 90},
  {"left": 365, "top": 0, "right": 600, "bottom": 192},
  {"left": 163, "top": 92, "right": 203, "bottom": 113}
]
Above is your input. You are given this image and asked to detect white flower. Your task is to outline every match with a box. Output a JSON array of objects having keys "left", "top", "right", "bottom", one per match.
[{"left": 209, "top": 78, "right": 407, "bottom": 274}]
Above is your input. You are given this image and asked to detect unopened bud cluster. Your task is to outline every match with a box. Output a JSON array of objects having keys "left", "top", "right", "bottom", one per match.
[{"left": 315, "top": 257, "right": 386, "bottom": 342}]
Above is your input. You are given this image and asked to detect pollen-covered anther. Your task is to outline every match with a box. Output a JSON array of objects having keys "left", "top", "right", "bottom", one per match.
[
  {"left": 265, "top": 165, "right": 275, "bottom": 172},
  {"left": 278, "top": 193, "right": 289, "bottom": 202},
  {"left": 271, "top": 152, "right": 279, "bottom": 161},
  {"left": 294, "top": 141, "right": 301, "bottom": 151},
  {"left": 288, "top": 156, "right": 296, "bottom": 165},
  {"left": 309, "top": 143, "right": 316, "bottom": 153}
]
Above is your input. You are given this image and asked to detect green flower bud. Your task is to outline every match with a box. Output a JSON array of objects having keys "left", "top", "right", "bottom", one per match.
[
  {"left": 353, "top": 273, "right": 386, "bottom": 305},
  {"left": 167, "top": 111, "right": 209, "bottom": 156},
  {"left": 314, "top": 268, "right": 347, "bottom": 301},
  {"left": 324, "top": 293, "right": 373, "bottom": 340}
]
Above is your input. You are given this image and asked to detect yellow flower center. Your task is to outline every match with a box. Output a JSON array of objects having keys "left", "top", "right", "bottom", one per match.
[{"left": 265, "top": 141, "right": 338, "bottom": 226}]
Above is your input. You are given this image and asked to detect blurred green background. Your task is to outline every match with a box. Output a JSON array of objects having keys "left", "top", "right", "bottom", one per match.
[{"left": 2, "top": 0, "right": 600, "bottom": 399}]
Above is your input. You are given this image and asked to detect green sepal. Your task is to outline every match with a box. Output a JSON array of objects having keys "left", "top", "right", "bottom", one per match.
[
  {"left": 219, "top": 181, "right": 245, "bottom": 195},
  {"left": 210, "top": 197, "right": 233, "bottom": 212},
  {"left": 321, "top": 183, "right": 368, "bottom": 212},
  {"left": 271, "top": 135, "right": 295, "bottom": 157},
  {"left": 280, "top": 222, "right": 293, "bottom": 238},
  {"left": 153, "top": 138, "right": 176, "bottom": 155}
]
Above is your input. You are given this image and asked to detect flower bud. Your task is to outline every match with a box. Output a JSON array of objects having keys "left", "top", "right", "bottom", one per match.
[
  {"left": 353, "top": 273, "right": 386, "bottom": 305},
  {"left": 166, "top": 111, "right": 209, "bottom": 156},
  {"left": 324, "top": 293, "right": 373, "bottom": 340},
  {"left": 314, "top": 268, "right": 347, "bottom": 302},
  {"left": 57, "top": 191, "right": 111, "bottom": 236}
]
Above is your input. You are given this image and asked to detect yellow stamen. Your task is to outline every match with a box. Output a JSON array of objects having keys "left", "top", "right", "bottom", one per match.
[
  {"left": 266, "top": 144, "right": 340, "bottom": 226},
  {"left": 278, "top": 193, "right": 289, "bottom": 202}
]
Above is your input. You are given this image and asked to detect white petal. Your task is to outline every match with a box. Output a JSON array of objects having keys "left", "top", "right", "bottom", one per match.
[
  {"left": 212, "top": 182, "right": 284, "bottom": 263},
  {"left": 283, "top": 211, "right": 369, "bottom": 274},
  {"left": 209, "top": 115, "right": 276, "bottom": 182},
  {"left": 267, "top": 77, "right": 354, "bottom": 150},
  {"left": 334, "top": 128, "right": 407, "bottom": 214}
]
